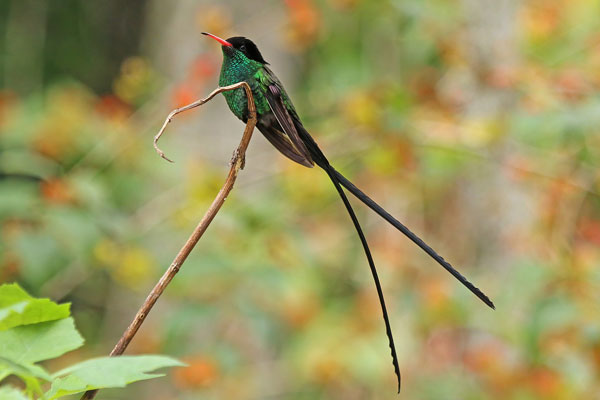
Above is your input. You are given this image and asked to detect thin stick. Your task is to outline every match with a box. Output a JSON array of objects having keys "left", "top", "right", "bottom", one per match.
[
  {"left": 153, "top": 83, "right": 250, "bottom": 162},
  {"left": 80, "top": 82, "right": 256, "bottom": 400}
]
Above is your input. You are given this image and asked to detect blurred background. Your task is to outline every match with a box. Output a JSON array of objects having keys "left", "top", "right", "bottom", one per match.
[{"left": 1, "top": 0, "right": 600, "bottom": 398}]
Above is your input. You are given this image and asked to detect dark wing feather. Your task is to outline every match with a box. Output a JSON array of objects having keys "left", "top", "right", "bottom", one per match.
[
  {"left": 257, "top": 121, "right": 314, "bottom": 167},
  {"left": 264, "top": 84, "right": 314, "bottom": 166}
]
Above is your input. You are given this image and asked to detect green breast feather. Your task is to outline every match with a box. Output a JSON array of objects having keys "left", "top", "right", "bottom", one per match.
[{"left": 219, "top": 52, "right": 272, "bottom": 120}]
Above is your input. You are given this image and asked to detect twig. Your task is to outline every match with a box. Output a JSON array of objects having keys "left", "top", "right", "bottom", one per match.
[{"left": 80, "top": 82, "right": 257, "bottom": 400}]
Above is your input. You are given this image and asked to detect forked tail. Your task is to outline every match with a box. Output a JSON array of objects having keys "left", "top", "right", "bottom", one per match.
[
  {"left": 330, "top": 167, "right": 495, "bottom": 310},
  {"left": 298, "top": 122, "right": 491, "bottom": 393},
  {"left": 323, "top": 165, "right": 402, "bottom": 393}
]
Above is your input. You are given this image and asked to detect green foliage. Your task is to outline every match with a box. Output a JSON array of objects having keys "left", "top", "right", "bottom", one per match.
[
  {"left": 0, "top": 386, "right": 29, "bottom": 400},
  {"left": 0, "top": 284, "right": 182, "bottom": 399},
  {"left": 0, "top": 318, "right": 84, "bottom": 366},
  {"left": 46, "top": 356, "right": 183, "bottom": 399},
  {"left": 0, "top": 284, "right": 69, "bottom": 330}
]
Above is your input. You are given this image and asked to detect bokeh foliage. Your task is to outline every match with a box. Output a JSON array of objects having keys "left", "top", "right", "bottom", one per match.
[
  {"left": 1, "top": 0, "right": 600, "bottom": 398},
  {"left": 0, "top": 283, "right": 182, "bottom": 399}
]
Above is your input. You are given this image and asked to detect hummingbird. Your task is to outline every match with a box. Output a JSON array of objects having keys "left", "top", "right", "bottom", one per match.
[{"left": 202, "top": 32, "right": 494, "bottom": 392}]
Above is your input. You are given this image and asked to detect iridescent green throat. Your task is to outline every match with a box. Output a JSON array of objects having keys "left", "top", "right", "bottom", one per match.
[{"left": 218, "top": 48, "right": 271, "bottom": 120}]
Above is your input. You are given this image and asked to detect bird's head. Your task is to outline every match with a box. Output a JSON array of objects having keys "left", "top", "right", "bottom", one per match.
[{"left": 202, "top": 32, "right": 268, "bottom": 65}]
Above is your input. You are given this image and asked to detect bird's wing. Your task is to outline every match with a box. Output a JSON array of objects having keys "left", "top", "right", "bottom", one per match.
[
  {"left": 258, "top": 68, "right": 314, "bottom": 166},
  {"left": 257, "top": 121, "right": 314, "bottom": 167},
  {"left": 264, "top": 85, "right": 314, "bottom": 165}
]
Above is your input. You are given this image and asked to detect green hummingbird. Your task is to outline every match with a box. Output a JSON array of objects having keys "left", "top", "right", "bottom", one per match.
[{"left": 202, "top": 32, "right": 494, "bottom": 392}]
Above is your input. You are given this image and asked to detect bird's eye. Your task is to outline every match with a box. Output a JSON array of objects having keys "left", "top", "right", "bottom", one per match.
[{"left": 239, "top": 44, "right": 246, "bottom": 52}]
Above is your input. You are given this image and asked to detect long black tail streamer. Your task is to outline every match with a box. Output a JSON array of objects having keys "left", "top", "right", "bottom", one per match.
[
  {"left": 331, "top": 167, "right": 495, "bottom": 310},
  {"left": 324, "top": 164, "right": 402, "bottom": 393}
]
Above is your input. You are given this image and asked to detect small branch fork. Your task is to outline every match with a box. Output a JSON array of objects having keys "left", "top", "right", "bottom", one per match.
[{"left": 81, "top": 82, "right": 256, "bottom": 400}]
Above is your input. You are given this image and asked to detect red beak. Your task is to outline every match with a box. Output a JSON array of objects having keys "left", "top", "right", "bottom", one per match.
[{"left": 201, "top": 32, "right": 232, "bottom": 47}]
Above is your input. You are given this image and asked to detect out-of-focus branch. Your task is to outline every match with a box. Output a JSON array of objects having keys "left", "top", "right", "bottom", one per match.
[{"left": 80, "top": 82, "right": 257, "bottom": 400}]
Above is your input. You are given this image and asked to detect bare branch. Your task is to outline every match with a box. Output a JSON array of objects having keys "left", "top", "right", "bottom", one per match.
[
  {"left": 153, "top": 83, "right": 252, "bottom": 163},
  {"left": 81, "top": 82, "right": 256, "bottom": 400}
]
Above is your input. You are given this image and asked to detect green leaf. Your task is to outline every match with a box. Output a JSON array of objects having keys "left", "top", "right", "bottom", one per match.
[
  {"left": 0, "top": 283, "right": 70, "bottom": 330},
  {"left": 0, "top": 356, "right": 50, "bottom": 396},
  {"left": 0, "top": 356, "right": 52, "bottom": 381},
  {"left": 0, "top": 318, "right": 84, "bottom": 364},
  {"left": 0, "top": 385, "right": 29, "bottom": 400},
  {"left": 45, "top": 355, "right": 184, "bottom": 399},
  {"left": 44, "top": 374, "right": 88, "bottom": 400}
]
